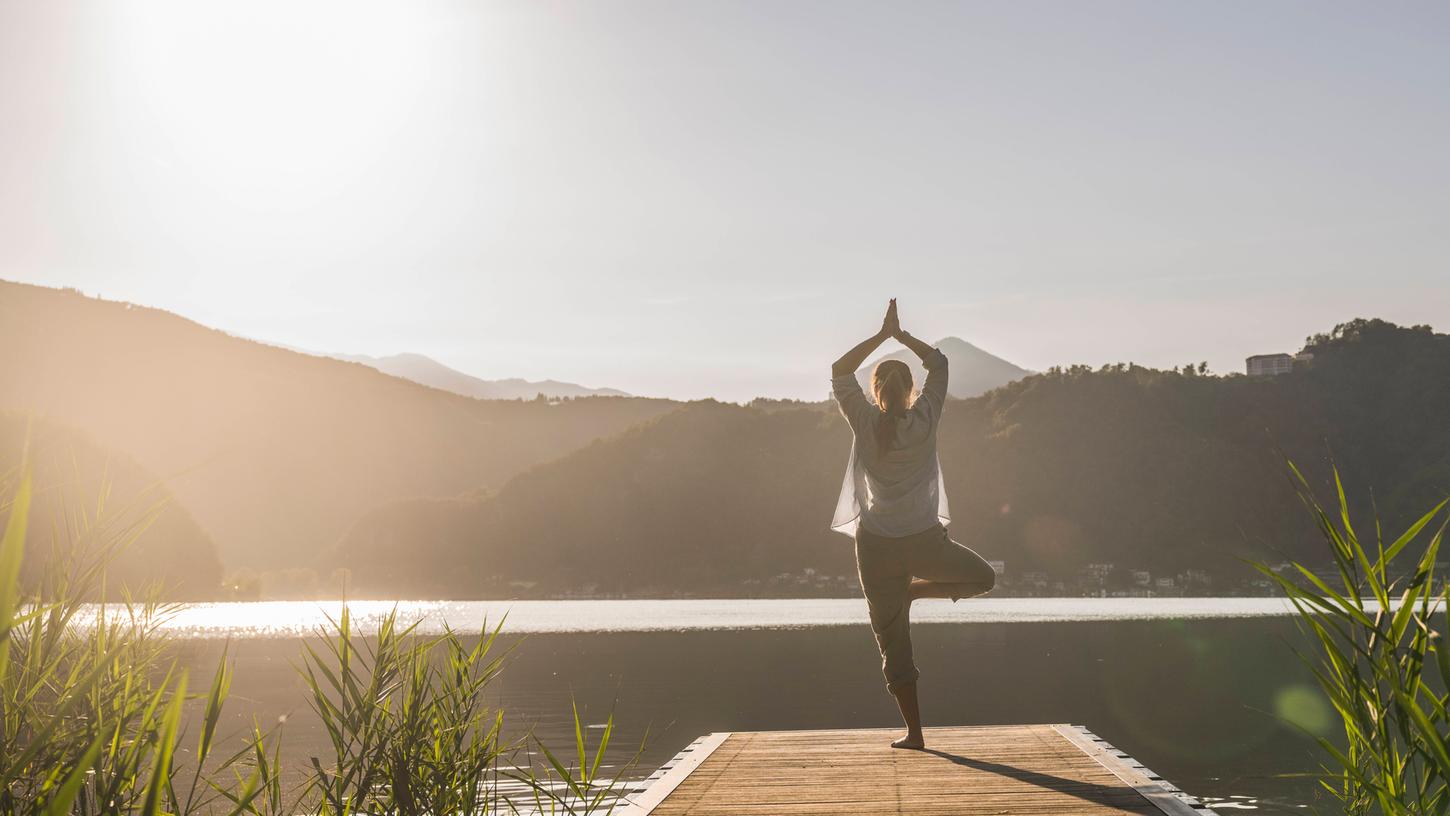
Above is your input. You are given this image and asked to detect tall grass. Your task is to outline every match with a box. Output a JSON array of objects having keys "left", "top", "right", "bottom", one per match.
[
  {"left": 0, "top": 465, "right": 640, "bottom": 815},
  {"left": 299, "top": 606, "right": 512, "bottom": 815},
  {"left": 519, "top": 699, "right": 642, "bottom": 816},
  {"left": 1257, "top": 463, "right": 1450, "bottom": 815},
  {"left": 0, "top": 468, "right": 251, "bottom": 816}
]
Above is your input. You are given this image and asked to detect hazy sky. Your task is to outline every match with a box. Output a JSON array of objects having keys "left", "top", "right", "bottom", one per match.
[{"left": 3, "top": 1, "right": 1447, "bottom": 401}]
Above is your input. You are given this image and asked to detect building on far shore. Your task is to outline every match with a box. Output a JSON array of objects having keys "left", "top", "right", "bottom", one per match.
[
  {"left": 1246, "top": 351, "right": 1314, "bottom": 377},
  {"left": 1246, "top": 353, "right": 1293, "bottom": 376}
]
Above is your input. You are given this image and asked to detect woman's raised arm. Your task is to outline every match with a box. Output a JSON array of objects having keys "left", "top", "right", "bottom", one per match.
[{"left": 894, "top": 329, "right": 935, "bottom": 362}]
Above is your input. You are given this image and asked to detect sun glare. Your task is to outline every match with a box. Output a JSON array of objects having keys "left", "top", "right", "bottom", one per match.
[{"left": 111, "top": 1, "right": 438, "bottom": 208}]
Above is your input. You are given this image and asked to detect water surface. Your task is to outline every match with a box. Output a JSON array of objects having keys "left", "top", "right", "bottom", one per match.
[{"left": 155, "top": 599, "right": 1331, "bottom": 813}]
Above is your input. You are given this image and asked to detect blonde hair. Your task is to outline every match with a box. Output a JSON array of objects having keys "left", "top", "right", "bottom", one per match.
[{"left": 870, "top": 359, "right": 914, "bottom": 456}]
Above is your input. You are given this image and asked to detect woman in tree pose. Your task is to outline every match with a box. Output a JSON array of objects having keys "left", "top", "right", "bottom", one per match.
[{"left": 830, "top": 298, "right": 996, "bottom": 749}]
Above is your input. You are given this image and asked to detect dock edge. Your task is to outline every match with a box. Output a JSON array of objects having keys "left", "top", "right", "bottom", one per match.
[{"left": 1054, "top": 724, "right": 1220, "bottom": 816}]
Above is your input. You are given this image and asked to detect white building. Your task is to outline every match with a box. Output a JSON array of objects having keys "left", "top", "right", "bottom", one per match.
[{"left": 1246, "top": 353, "right": 1294, "bottom": 376}]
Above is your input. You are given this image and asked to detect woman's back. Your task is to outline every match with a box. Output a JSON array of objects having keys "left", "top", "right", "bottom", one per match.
[{"left": 830, "top": 348, "right": 951, "bottom": 538}]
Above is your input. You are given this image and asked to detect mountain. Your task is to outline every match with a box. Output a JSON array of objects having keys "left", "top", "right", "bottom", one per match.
[
  {"left": 329, "top": 318, "right": 1450, "bottom": 598},
  {"left": 858, "top": 337, "right": 1031, "bottom": 399},
  {"left": 328, "top": 352, "right": 630, "bottom": 400},
  {"left": 1, "top": 412, "right": 221, "bottom": 598},
  {"left": 0, "top": 281, "right": 678, "bottom": 574}
]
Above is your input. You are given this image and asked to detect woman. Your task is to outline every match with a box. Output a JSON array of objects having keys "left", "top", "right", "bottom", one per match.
[{"left": 830, "top": 298, "right": 996, "bottom": 750}]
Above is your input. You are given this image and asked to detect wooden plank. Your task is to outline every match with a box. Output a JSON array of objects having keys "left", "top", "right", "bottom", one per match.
[{"left": 627, "top": 724, "right": 1216, "bottom": 816}]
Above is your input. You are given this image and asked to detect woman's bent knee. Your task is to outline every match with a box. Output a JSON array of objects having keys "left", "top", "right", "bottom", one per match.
[
  {"left": 969, "top": 569, "right": 997, "bottom": 597},
  {"left": 979, "top": 569, "right": 997, "bottom": 595}
]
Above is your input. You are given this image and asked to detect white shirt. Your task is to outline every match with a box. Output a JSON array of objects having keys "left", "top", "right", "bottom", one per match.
[{"left": 830, "top": 348, "right": 950, "bottom": 538}]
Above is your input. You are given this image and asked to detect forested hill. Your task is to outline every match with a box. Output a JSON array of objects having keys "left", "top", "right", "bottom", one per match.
[
  {"left": 1, "top": 413, "right": 221, "bottom": 599},
  {"left": 0, "top": 281, "right": 678, "bottom": 571},
  {"left": 330, "top": 319, "right": 1450, "bottom": 598}
]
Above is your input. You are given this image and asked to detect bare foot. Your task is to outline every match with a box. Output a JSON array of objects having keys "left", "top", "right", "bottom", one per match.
[
  {"left": 907, "top": 579, "right": 931, "bottom": 603},
  {"left": 890, "top": 733, "right": 924, "bottom": 750},
  {"left": 908, "top": 580, "right": 968, "bottom": 603}
]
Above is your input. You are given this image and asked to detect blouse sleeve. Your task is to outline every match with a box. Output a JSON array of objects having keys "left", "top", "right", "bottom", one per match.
[
  {"left": 918, "top": 348, "right": 949, "bottom": 423},
  {"left": 831, "top": 371, "right": 875, "bottom": 434}
]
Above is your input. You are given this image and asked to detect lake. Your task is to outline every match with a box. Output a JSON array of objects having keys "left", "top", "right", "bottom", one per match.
[{"left": 152, "top": 598, "right": 1331, "bottom": 813}]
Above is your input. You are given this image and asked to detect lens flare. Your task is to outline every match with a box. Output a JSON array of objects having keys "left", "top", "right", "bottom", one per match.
[{"left": 1273, "top": 684, "right": 1332, "bottom": 736}]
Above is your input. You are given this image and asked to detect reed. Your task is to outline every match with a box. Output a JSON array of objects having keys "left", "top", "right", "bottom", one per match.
[
  {"left": 296, "top": 605, "right": 513, "bottom": 815},
  {"left": 0, "top": 465, "right": 640, "bottom": 815},
  {"left": 0, "top": 467, "right": 257, "bottom": 816},
  {"left": 517, "top": 698, "right": 646, "bottom": 816},
  {"left": 1256, "top": 463, "right": 1450, "bottom": 815}
]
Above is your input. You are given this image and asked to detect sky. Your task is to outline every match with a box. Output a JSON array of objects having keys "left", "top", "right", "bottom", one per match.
[{"left": 2, "top": 1, "right": 1447, "bottom": 401}]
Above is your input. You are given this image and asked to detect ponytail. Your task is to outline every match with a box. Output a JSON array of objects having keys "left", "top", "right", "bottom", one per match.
[{"left": 870, "top": 360, "right": 914, "bottom": 457}]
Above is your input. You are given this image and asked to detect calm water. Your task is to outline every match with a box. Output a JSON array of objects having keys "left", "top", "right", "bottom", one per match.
[{"left": 151, "top": 599, "right": 1331, "bottom": 813}]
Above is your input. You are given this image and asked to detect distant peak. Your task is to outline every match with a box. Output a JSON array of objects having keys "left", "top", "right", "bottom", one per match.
[
  {"left": 322, "top": 350, "right": 630, "bottom": 399},
  {"left": 933, "top": 336, "right": 981, "bottom": 349},
  {"left": 860, "top": 334, "right": 1031, "bottom": 399}
]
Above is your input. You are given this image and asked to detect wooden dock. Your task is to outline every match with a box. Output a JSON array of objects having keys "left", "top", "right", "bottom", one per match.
[{"left": 621, "top": 724, "right": 1218, "bottom": 816}]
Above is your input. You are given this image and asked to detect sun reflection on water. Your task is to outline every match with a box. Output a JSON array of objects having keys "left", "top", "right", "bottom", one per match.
[{"left": 64, "top": 597, "right": 1325, "bottom": 639}]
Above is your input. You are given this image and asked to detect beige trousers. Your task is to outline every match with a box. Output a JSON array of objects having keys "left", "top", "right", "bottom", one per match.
[{"left": 855, "top": 523, "right": 996, "bottom": 693}]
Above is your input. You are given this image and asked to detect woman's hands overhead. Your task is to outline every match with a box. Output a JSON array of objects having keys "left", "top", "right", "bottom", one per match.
[
  {"left": 834, "top": 300, "right": 899, "bottom": 377},
  {"left": 882, "top": 298, "right": 901, "bottom": 339}
]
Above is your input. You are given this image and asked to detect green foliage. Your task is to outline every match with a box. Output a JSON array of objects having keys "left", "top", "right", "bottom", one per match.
[
  {"left": 518, "top": 699, "right": 645, "bottom": 816},
  {"left": 1255, "top": 463, "right": 1450, "bottom": 815},
  {"left": 0, "top": 462, "right": 273, "bottom": 816},
  {"left": 0, "top": 467, "right": 640, "bottom": 815},
  {"left": 298, "top": 606, "right": 513, "bottom": 816}
]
